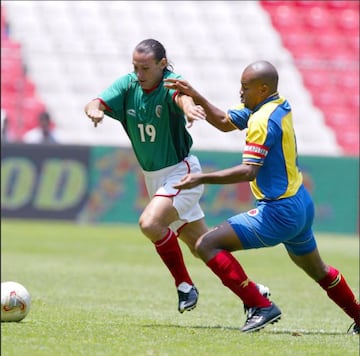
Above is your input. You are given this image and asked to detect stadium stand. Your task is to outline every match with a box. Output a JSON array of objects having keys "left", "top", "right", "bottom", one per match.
[
  {"left": 2, "top": 1, "right": 357, "bottom": 156},
  {"left": 260, "top": 0, "right": 359, "bottom": 156},
  {"left": 1, "top": 8, "right": 46, "bottom": 140}
]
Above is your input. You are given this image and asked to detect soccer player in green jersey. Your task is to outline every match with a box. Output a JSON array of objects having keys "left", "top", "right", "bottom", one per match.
[
  {"left": 165, "top": 61, "right": 360, "bottom": 334},
  {"left": 84, "top": 39, "right": 209, "bottom": 313}
]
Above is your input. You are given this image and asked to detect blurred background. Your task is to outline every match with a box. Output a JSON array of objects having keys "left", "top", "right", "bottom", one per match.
[
  {"left": 2, "top": 0, "right": 359, "bottom": 155},
  {"left": 1, "top": 1, "right": 359, "bottom": 232}
]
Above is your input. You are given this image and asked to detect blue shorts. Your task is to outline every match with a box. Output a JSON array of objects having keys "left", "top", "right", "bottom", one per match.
[{"left": 227, "top": 185, "right": 317, "bottom": 255}]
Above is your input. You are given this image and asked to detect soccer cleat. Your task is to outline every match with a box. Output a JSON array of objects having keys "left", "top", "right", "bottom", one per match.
[
  {"left": 177, "top": 285, "right": 199, "bottom": 313},
  {"left": 243, "top": 283, "right": 271, "bottom": 314},
  {"left": 347, "top": 322, "right": 360, "bottom": 335},
  {"left": 241, "top": 303, "right": 282, "bottom": 333}
]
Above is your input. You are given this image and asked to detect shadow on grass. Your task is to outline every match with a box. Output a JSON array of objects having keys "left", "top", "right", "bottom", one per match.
[{"left": 142, "top": 323, "right": 348, "bottom": 336}]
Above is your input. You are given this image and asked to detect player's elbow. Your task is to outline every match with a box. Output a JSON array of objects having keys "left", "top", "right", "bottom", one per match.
[
  {"left": 208, "top": 118, "right": 235, "bottom": 132},
  {"left": 243, "top": 164, "right": 259, "bottom": 181}
]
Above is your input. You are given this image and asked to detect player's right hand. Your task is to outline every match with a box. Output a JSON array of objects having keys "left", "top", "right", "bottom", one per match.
[
  {"left": 173, "top": 173, "right": 203, "bottom": 190},
  {"left": 85, "top": 108, "right": 104, "bottom": 127}
]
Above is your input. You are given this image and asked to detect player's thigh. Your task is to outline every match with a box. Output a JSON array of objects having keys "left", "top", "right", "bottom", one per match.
[
  {"left": 140, "top": 195, "right": 179, "bottom": 228},
  {"left": 196, "top": 221, "right": 244, "bottom": 256},
  {"left": 178, "top": 218, "right": 208, "bottom": 255}
]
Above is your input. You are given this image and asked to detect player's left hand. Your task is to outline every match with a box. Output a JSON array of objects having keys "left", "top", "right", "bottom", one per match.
[
  {"left": 173, "top": 173, "right": 203, "bottom": 190},
  {"left": 184, "top": 105, "right": 206, "bottom": 128},
  {"left": 164, "top": 78, "right": 196, "bottom": 97}
]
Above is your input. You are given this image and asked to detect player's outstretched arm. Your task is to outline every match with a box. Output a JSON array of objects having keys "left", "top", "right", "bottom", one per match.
[
  {"left": 175, "top": 94, "right": 206, "bottom": 128},
  {"left": 164, "top": 78, "right": 235, "bottom": 132},
  {"left": 173, "top": 164, "right": 260, "bottom": 190}
]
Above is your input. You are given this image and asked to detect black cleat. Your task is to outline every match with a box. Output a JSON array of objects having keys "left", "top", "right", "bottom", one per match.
[
  {"left": 347, "top": 322, "right": 360, "bottom": 335},
  {"left": 241, "top": 303, "right": 282, "bottom": 333},
  {"left": 177, "top": 286, "right": 199, "bottom": 313}
]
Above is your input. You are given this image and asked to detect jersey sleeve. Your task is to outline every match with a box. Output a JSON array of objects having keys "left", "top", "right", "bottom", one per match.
[
  {"left": 242, "top": 117, "right": 270, "bottom": 166},
  {"left": 227, "top": 104, "right": 252, "bottom": 130},
  {"left": 164, "top": 71, "right": 182, "bottom": 97},
  {"left": 98, "top": 75, "right": 131, "bottom": 122}
]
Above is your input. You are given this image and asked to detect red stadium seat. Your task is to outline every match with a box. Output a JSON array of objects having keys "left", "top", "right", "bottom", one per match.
[
  {"left": 302, "top": 7, "right": 337, "bottom": 33},
  {"left": 325, "top": 107, "right": 358, "bottom": 129},
  {"left": 336, "top": 130, "right": 359, "bottom": 156},
  {"left": 269, "top": 4, "right": 303, "bottom": 31},
  {"left": 325, "top": 0, "right": 360, "bottom": 10},
  {"left": 295, "top": 0, "right": 326, "bottom": 8},
  {"left": 338, "top": 70, "right": 360, "bottom": 92},
  {"left": 312, "top": 29, "right": 348, "bottom": 56},
  {"left": 333, "top": 8, "right": 359, "bottom": 34},
  {"left": 1, "top": 9, "right": 49, "bottom": 141},
  {"left": 314, "top": 90, "right": 345, "bottom": 109},
  {"left": 344, "top": 34, "right": 359, "bottom": 53},
  {"left": 260, "top": 0, "right": 359, "bottom": 155},
  {"left": 281, "top": 32, "right": 314, "bottom": 52},
  {"left": 301, "top": 69, "right": 332, "bottom": 92}
]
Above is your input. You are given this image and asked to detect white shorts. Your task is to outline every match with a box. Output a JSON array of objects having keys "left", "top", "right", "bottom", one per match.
[{"left": 142, "top": 155, "right": 205, "bottom": 233}]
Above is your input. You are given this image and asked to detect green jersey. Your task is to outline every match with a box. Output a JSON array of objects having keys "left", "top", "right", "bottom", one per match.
[{"left": 98, "top": 70, "right": 193, "bottom": 171}]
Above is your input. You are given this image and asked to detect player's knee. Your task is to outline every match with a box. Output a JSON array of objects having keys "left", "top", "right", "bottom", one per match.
[
  {"left": 195, "top": 234, "right": 213, "bottom": 261},
  {"left": 139, "top": 215, "right": 168, "bottom": 242},
  {"left": 187, "top": 244, "right": 199, "bottom": 258},
  {"left": 139, "top": 216, "right": 156, "bottom": 239}
]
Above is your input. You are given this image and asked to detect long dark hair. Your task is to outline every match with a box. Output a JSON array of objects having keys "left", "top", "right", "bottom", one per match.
[{"left": 134, "top": 39, "right": 174, "bottom": 72}]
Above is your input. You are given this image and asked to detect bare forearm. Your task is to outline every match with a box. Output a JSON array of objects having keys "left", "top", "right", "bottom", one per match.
[
  {"left": 190, "top": 93, "right": 232, "bottom": 131},
  {"left": 164, "top": 78, "right": 233, "bottom": 131},
  {"left": 173, "top": 164, "right": 259, "bottom": 190},
  {"left": 201, "top": 165, "right": 257, "bottom": 184}
]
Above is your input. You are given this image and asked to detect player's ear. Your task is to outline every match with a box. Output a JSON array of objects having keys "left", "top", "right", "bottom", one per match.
[
  {"left": 259, "top": 83, "right": 269, "bottom": 96},
  {"left": 159, "top": 58, "right": 167, "bottom": 70}
]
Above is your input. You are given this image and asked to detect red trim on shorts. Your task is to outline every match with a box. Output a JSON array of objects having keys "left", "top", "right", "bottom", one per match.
[
  {"left": 176, "top": 222, "right": 188, "bottom": 236},
  {"left": 155, "top": 193, "right": 178, "bottom": 198},
  {"left": 154, "top": 158, "right": 191, "bottom": 198}
]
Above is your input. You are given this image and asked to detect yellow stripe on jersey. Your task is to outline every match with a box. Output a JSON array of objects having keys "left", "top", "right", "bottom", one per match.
[{"left": 243, "top": 97, "right": 303, "bottom": 201}]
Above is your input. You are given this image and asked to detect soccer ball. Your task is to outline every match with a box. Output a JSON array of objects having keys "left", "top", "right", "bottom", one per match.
[
  {"left": 1, "top": 281, "right": 31, "bottom": 322},
  {"left": 256, "top": 283, "right": 271, "bottom": 298}
]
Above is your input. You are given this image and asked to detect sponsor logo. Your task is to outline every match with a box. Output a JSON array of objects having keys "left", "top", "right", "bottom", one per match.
[
  {"left": 127, "top": 109, "right": 136, "bottom": 117},
  {"left": 247, "top": 208, "right": 259, "bottom": 216}
]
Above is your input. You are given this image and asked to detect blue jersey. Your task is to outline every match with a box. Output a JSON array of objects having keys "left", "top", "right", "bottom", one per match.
[
  {"left": 227, "top": 94, "right": 316, "bottom": 256},
  {"left": 242, "top": 94, "right": 303, "bottom": 200},
  {"left": 98, "top": 70, "right": 193, "bottom": 171}
]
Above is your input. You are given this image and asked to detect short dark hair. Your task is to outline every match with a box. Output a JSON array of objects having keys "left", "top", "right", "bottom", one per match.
[
  {"left": 38, "top": 111, "right": 51, "bottom": 122},
  {"left": 134, "top": 39, "right": 173, "bottom": 72}
]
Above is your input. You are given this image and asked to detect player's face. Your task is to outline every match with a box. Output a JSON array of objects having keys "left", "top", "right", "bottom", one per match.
[
  {"left": 239, "top": 72, "right": 264, "bottom": 111},
  {"left": 132, "top": 51, "right": 166, "bottom": 90}
]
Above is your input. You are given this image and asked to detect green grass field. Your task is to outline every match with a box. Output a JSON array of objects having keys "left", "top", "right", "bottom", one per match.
[{"left": 1, "top": 219, "right": 359, "bottom": 355}]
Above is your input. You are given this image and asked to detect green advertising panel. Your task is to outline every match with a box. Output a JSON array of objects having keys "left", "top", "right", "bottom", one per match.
[
  {"left": 79, "top": 146, "right": 359, "bottom": 234},
  {"left": 2, "top": 144, "right": 358, "bottom": 233}
]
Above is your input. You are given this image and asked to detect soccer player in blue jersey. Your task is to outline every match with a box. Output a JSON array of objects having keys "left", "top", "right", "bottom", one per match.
[
  {"left": 164, "top": 60, "right": 360, "bottom": 334},
  {"left": 84, "top": 39, "right": 209, "bottom": 313}
]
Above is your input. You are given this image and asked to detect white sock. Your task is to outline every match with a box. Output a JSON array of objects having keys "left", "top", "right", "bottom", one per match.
[{"left": 177, "top": 282, "right": 192, "bottom": 293}]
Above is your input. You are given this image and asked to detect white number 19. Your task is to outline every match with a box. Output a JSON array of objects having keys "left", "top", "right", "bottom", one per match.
[{"left": 138, "top": 123, "right": 156, "bottom": 142}]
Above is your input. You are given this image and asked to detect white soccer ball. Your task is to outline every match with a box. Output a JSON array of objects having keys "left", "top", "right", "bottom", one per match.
[
  {"left": 256, "top": 283, "right": 271, "bottom": 298},
  {"left": 1, "top": 281, "right": 31, "bottom": 322}
]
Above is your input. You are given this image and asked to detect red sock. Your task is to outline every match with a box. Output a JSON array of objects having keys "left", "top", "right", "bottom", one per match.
[
  {"left": 207, "top": 250, "right": 271, "bottom": 308},
  {"left": 155, "top": 228, "right": 193, "bottom": 288},
  {"left": 318, "top": 266, "right": 360, "bottom": 325}
]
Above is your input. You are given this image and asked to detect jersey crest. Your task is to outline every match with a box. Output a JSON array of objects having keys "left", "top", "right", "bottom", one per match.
[{"left": 155, "top": 105, "right": 162, "bottom": 118}]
